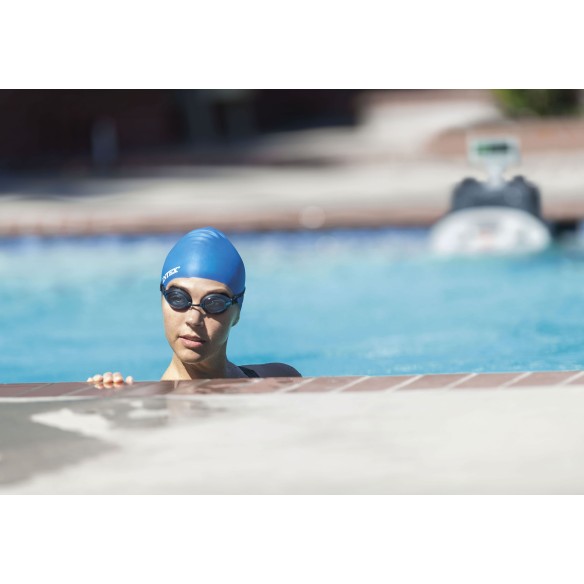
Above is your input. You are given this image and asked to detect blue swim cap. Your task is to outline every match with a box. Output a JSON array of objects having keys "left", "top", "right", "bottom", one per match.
[{"left": 161, "top": 227, "right": 246, "bottom": 295}]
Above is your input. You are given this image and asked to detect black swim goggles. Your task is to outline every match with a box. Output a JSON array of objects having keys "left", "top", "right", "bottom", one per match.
[{"left": 160, "top": 284, "right": 244, "bottom": 315}]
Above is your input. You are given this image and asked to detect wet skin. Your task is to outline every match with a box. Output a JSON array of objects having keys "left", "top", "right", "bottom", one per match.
[
  {"left": 88, "top": 277, "right": 301, "bottom": 384},
  {"left": 160, "top": 277, "right": 244, "bottom": 380}
]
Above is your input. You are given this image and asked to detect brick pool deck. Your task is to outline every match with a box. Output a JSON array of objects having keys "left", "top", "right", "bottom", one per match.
[{"left": 3, "top": 370, "right": 584, "bottom": 398}]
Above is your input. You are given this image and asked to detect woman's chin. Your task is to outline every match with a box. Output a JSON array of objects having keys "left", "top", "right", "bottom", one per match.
[{"left": 174, "top": 346, "right": 206, "bottom": 364}]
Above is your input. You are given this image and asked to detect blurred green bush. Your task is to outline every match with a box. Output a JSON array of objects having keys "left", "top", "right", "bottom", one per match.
[{"left": 493, "top": 89, "right": 581, "bottom": 117}]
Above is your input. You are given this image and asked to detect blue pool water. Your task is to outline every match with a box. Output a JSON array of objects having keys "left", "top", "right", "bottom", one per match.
[{"left": 2, "top": 228, "right": 584, "bottom": 383}]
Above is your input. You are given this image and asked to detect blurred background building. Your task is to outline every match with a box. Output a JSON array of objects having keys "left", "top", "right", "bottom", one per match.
[
  {"left": 1, "top": 89, "right": 583, "bottom": 236},
  {"left": 0, "top": 90, "right": 365, "bottom": 171}
]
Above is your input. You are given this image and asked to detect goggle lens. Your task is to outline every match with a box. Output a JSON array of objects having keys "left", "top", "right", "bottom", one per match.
[
  {"left": 164, "top": 288, "right": 191, "bottom": 310},
  {"left": 162, "top": 286, "right": 240, "bottom": 314},
  {"left": 201, "top": 295, "right": 231, "bottom": 314}
]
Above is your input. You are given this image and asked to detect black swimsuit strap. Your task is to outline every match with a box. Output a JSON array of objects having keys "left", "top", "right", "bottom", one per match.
[{"left": 239, "top": 366, "right": 260, "bottom": 378}]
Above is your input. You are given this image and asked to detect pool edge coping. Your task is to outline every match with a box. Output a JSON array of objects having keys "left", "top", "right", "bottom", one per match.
[{"left": 2, "top": 370, "right": 584, "bottom": 398}]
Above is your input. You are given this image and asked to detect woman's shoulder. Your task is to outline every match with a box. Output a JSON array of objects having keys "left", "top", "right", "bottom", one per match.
[{"left": 241, "top": 363, "right": 302, "bottom": 378}]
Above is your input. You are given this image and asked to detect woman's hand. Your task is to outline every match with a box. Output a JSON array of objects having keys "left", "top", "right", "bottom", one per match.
[{"left": 87, "top": 372, "right": 134, "bottom": 388}]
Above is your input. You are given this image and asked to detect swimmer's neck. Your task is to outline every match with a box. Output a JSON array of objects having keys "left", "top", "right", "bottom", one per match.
[{"left": 161, "top": 354, "right": 244, "bottom": 380}]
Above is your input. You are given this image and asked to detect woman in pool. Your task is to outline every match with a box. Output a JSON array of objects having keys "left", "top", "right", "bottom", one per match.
[{"left": 88, "top": 227, "right": 301, "bottom": 386}]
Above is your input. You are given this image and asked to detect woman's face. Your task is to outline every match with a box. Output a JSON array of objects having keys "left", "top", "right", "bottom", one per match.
[{"left": 161, "top": 277, "right": 241, "bottom": 366}]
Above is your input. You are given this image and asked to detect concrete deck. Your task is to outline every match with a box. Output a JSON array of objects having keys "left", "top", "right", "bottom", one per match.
[{"left": 3, "top": 371, "right": 584, "bottom": 494}]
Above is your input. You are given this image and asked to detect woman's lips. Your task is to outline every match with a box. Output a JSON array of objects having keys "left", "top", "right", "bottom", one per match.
[{"left": 180, "top": 336, "right": 205, "bottom": 349}]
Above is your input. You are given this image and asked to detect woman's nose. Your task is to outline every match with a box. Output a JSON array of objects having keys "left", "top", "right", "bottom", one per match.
[{"left": 186, "top": 305, "right": 205, "bottom": 325}]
